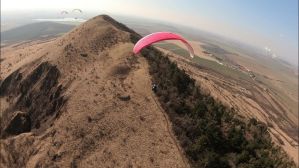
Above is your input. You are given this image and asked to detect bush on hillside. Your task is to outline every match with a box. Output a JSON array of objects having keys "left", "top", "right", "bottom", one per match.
[{"left": 142, "top": 48, "right": 296, "bottom": 168}]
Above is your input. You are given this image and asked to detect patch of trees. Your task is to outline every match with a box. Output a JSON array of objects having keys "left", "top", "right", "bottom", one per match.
[{"left": 142, "top": 48, "right": 296, "bottom": 168}]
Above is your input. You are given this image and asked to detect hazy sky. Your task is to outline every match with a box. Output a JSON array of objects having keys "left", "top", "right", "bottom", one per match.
[{"left": 2, "top": 0, "right": 298, "bottom": 64}]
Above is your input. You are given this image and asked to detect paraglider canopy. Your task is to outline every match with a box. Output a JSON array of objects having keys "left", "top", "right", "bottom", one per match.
[
  {"left": 72, "top": 9, "right": 83, "bottom": 20},
  {"left": 72, "top": 9, "right": 83, "bottom": 13},
  {"left": 133, "top": 32, "right": 194, "bottom": 58}
]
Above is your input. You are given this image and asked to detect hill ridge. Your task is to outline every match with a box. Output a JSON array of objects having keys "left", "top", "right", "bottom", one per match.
[
  {"left": 0, "top": 14, "right": 296, "bottom": 168},
  {"left": 0, "top": 15, "right": 187, "bottom": 168}
]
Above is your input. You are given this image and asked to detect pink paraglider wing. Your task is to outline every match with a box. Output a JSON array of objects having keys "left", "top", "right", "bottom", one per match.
[{"left": 133, "top": 32, "right": 194, "bottom": 58}]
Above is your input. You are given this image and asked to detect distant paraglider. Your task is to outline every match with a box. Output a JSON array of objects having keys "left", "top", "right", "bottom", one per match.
[
  {"left": 60, "top": 10, "right": 69, "bottom": 20},
  {"left": 72, "top": 9, "right": 83, "bottom": 13},
  {"left": 72, "top": 9, "right": 83, "bottom": 20},
  {"left": 59, "top": 9, "right": 83, "bottom": 20},
  {"left": 133, "top": 32, "right": 194, "bottom": 58},
  {"left": 61, "top": 10, "right": 69, "bottom": 15}
]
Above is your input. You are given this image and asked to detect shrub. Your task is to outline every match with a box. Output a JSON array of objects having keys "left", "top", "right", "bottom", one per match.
[{"left": 142, "top": 49, "right": 296, "bottom": 168}]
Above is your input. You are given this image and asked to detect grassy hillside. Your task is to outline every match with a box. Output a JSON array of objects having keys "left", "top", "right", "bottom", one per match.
[
  {"left": 1, "top": 22, "right": 75, "bottom": 44},
  {"left": 141, "top": 47, "right": 296, "bottom": 168}
]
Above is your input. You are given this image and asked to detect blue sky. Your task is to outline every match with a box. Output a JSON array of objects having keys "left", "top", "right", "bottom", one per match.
[
  {"left": 2, "top": 0, "right": 298, "bottom": 64},
  {"left": 191, "top": 0, "right": 298, "bottom": 46},
  {"left": 126, "top": 0, "right": 298, "bottom": 63}
]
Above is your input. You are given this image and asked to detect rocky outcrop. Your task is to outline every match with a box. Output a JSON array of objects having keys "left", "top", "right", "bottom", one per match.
[
  {"left": 3, "top": 111, "right": 31, "bottom": 136},
  {"left": 0, "top": 62, "right": 67, "bottom": 138}
]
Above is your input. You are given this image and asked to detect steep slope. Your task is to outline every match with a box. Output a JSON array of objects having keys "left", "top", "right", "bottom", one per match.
[
  {"left": 157, "top": 49, "right": 298, "bottom": 166},
  {"left": 164, "top": 51, "right": 299, "bottom": 165},
  {"left": 0, "top": 15, "right": 187, "bottom": 168},
  {"left": 139, "top": 48, "right": 296, "bottom": 167}
]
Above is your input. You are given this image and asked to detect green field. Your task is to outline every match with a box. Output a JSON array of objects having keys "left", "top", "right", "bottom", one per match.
[
  {"left": 156, "top": 43, "right": 298, "bottom": 114},
  {"left": 154, "top": 42, "right": 251, "bottom": 81}
]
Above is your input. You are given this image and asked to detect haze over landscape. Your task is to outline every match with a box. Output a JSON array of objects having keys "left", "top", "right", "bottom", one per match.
[
  {"left": 2, "top": 0, "right": 298, "bottom": 66},
  {"left": 0, "top": 0, "right": 298, "bottom": 167}
]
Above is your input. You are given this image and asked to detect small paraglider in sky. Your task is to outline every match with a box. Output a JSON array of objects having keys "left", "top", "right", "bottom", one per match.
[
  {"left": 60, "top": 10, "right": 69, "bottom": 17},
  {"left": 72, "top": 9, "right": 83, "bottom": 20},
  {"left": 133, "top": 32, "right": 194, "bottom": 58},
  {"left": 61, "top": 10, "right": 69, "bottom": 15},
  {"left": 72, "top": 9, "right": 83, "bottom": 13},
  {"left": 60, "top": 10, "right": 69, "bottom": 19}
]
